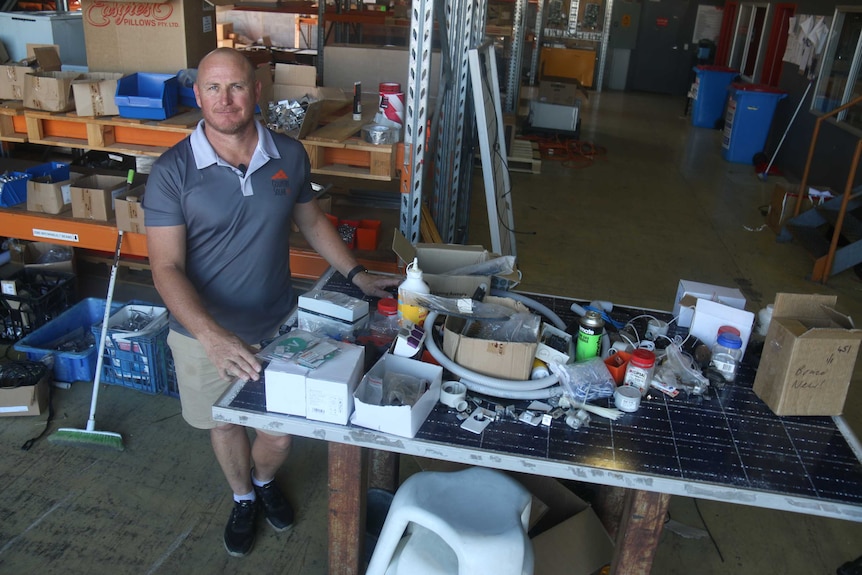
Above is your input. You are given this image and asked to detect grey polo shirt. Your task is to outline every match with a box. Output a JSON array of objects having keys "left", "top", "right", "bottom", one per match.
[{"left": 143, "top": 120, "right": 313, "bottom": 344}]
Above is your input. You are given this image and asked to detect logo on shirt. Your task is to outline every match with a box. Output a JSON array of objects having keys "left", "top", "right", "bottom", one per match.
[{"left": 271, "top": 169, "right": 291, "bottom": 196}]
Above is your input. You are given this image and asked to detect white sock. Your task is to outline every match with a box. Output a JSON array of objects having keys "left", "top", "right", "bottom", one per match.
[
  {"left": 251, "top": 471, "right": 272, "bottom": 488},
  {"left": 233, "top": 491, "right": 255, "bottom": 503}
]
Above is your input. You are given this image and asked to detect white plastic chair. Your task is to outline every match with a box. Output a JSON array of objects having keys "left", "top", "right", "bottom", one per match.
[{"left": 366, "top": 466, "right": 534, "bottom": 575}]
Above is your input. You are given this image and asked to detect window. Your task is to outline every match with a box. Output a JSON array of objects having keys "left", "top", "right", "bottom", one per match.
[
  {"left": 729, "top": 2, "right": 773, "bottom": 82},
  {"left": 814, "top": 8, "right": 862, "bottom": 130}
]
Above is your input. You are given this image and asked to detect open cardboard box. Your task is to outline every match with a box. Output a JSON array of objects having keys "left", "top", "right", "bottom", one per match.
[
  {"left": 352, "top": 353, "right": 442, "bottom": 438},
  {"left": 0, "top": 369, "right": 49, "bottom": 417},
  {"left": 392, "top": 232, "right": 520, "bottom": 297},
  {"left": 269, "top": 64, "right": 347, "bottom": 139},
  {"left": 442, "top": 295, "right": 538, "bottom": 380},
  {"left": 673, "top": 279, "right": 747, "bottom": 328},
  {"left": 413, "top": 458, "right": 614, "bottom": 575},
  {"left": 753, "top": 293, "right": 862, "bottom": 416}
]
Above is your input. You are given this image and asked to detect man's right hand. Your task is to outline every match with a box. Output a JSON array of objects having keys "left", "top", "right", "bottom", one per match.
[{"left": 200, "top": 330, "right": 262, "bottom": 382}]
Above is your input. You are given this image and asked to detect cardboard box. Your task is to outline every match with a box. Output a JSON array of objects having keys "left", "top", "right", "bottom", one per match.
[
  {"left": 265, "top": 359, "right": 309, "bottom": 417},
  {"left": 298, "top": 290, "right": 370, "bottom": 322},
  {"left": 352, "top": 353, "right": 443, "bottom": 438},
  {"left": 0, "top": 63, "right": 34, "bottom": 100},
  {"left": 270, "top": 63, "right": 348, "bottom": 139},
  {"left": 9, "top": 241, "right": 75, "bottom": 274},
  {"left": 391, "top": 233, "right": 494, "bottom": 297},
  {"left": 72, "top": 72, "right": 124, "bottom": 117},
  {"left": 82, "top": 0, "right": 217, "bottom": 74},
  {"left": 114, "top": 186, "right": 146, "bottom": 234},
  {"left": 306, "top": 342, "right": 365, "bottom": 425},
  {"left": 766, "top": 184, "right": 833, "bottom": 235},
  {"left": 689, "top": 298, "right": 755, "bottom": 359},
  {"left": 27, "top": 172, "right": 84, "bottom": 215},
  {"left": 23, "top": 71, "right": 81, "bottom": 112},
  {"left": 70, "top": 175, "right": 129, "bottom": 221},
  {"left": 442, "top": 296, "right": 538, "bottom": 380},
  {"left": 753, "top": 293, "right": 862, "bottom": 416},
  {"left": 0, "top": 370, "right": 49, "bottom": 417},
  {"left": 673, "top": 280, "right": 747, "bottom": 328}
]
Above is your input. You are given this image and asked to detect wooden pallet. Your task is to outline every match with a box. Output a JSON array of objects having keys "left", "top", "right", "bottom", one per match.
[
  {"left": 302, "top": 137, "right": 398, "bottom": 181},
  {"left": 507, "top": 139, "right": 541, "bottom": 174},
  {"left": 0, "top": 101, "right": 28, "bottom": 142},
  {"left": 23, "top": 109, "right": 199, "bottom": 157}
]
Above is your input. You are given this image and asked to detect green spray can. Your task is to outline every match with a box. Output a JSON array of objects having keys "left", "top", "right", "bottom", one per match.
[{"left": 575, "top": 310, "right": 604, "bottom": 362}]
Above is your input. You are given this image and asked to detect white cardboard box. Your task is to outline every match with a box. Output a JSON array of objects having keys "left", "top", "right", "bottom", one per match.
[
  {"left": 689, "top": 298, "right": 755, "bottom": 358},
  {"left": 305, "top": 342, "right": 365, "bottom": 425},
  {"left": 673, "top": 280, "right": 747, "bottom": 328},
  {"left": 265, "top": 359, "right": 309, "bottom": 417},
  {"left": 298, "top": 290, "right": 370, "bottom": 322},
  {"left": 352, "top": 353, "right": 442, "bottom": 438}
]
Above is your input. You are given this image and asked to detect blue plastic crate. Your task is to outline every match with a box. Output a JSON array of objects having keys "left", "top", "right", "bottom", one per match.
[
  {"left": 90, "top": 304, "right": 170, "bottom": 395},
  {"left": 14, "top": 298, "right": 123, "bottom": 383},
  {"left": 25, "top": 161, "right": 71, "bottom": 182},
  {"left": 115, "top": 73, "right": 179, "bottom": 120},
  {"left": 0, "top": 172, "right": 31, "bottom": 207},
  {"left": 1, "top": 268, "right": 76, "bottom": 342}
]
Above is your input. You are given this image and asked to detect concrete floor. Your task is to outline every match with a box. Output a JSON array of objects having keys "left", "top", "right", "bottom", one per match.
[{"left": 2, "top": 90, "right": 862, "bottom": 574}]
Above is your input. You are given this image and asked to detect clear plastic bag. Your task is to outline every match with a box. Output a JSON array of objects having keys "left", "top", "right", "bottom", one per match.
[
  {"left": 660, "top": 338, "right": 709, "bottom": 395},
  {"left": 382, "top": 371, "right": 428, "bottom": 407},
  {"left": 550, "top": 357, "right": 616, "bottom": 404},
  {"left": 442, "top": 255, "right": 516, "bottom": 277},
  {"left": 462, "top": 311, "right": 540, "bottom": 343}
]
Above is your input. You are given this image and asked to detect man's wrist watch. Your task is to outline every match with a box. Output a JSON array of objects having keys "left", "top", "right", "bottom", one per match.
[{"left": 346, "top": 264, "right": 367, "bottom": 283}]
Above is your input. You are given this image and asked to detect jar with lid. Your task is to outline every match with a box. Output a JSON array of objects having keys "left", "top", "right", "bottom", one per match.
[
  {"left": 372, "top": 297, "right": 400, "bottom": 337},
  {"left": 623, "top": 348, "right": 656, "bottom": 397},
  {"left": 709, "top": 332, "right": 743, "bottom": 383}
]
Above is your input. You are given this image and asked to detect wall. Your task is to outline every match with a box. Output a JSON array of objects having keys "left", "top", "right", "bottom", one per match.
[{"left": 768, "top": 0, "right": 862, "bottom": 191}]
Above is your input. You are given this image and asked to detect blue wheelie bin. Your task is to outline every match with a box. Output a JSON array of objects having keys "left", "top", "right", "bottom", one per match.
[
  {"left": 721, "top": 83, "right": 787, "bottom": 164},
  {"left": 691, "top": 66, "right": 738, "bottom": 129}
]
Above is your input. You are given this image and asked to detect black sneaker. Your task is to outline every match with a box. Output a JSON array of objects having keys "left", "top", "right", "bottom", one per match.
[
  {"left": 224, "top": 500, "right": 258, "bottom": 557},
  {"left": 254, "top": 481, "right": 295, "bottom": 532}
]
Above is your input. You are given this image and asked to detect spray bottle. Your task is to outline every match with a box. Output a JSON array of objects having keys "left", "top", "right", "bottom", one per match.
[{"left": 397, "top": 257, "right": 430, "bottom": 327}]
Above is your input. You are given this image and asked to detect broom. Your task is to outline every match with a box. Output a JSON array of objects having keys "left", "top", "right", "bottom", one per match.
[{"left": 50, "top": 230, "right": 125, "bottom": 451}]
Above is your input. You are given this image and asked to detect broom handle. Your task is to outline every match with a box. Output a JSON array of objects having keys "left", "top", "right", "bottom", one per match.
[{"left": 87, "top": 230, "right": 124, "bottom": 432}]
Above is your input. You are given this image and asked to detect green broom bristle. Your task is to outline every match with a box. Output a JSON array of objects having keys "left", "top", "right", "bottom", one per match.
[{"left": 49, "top": 428, "right": 125, "bottom": 451}]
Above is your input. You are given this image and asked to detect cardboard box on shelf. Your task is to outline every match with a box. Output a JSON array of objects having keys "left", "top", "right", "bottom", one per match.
[
  {"left": 23, "top": 71, "right": 81, "bottom": 112},
  {"left": 352, "top": 353, "right": 442, "bottom": 438},
  {"left": 442, "top": 296, "right": 538, "bottom": 380},
  {"left": 27, "top": 172, "right": 84, "bottom": 215},
  {"left": 114, "top": 186, "right": 146, "bottom": 234},
  {"left": 0, "top": 370, "right": 49, "bottom": 417},
  {"left": 70, "top": 174, "right": 129, "bottom": 221},
  {"left": 9, "top": 241, "right": 75, "bottom": 274},
  {"left": 753, "top": 293, "right": 862, "bottom": 416},
  {"left": 72, "top": 72, "right": 124, "bottom": 117},
  {"left": 538, "top": 77, "right": 589, "bottom": 108},
  {"left": 269, "top": 64, "right": 344, "bottom": 139},
  {"left": 81, "top": 0, "right": 218, "bottom": 74},
  {"left": 673, "top": 280, "right": 747, "bottom": 328},
  {"left": 0, "top": 63, "right": 34, "bottom": 100}
]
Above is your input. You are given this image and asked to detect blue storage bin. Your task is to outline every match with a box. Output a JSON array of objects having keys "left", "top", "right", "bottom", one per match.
[
  {"left": 721, "top": 83, "right": 787, "bottom": 164},
  {"left": 26, "top": 161, "right": 71, "bottom": 182},
  {"left": 14, "top": 298, "right": 123, "bottom": 383},
  {"left": 0, "top": 172, "right": 32, "bottom": 206},
  {"left": 115, "top": 73, "right": 179, "bottom": 120},
  {"left": 90, "top": 304, "right": 170, "bottom": 395},
  {"left": 691, "top": 66, "right": 738, "bottom": 129}
]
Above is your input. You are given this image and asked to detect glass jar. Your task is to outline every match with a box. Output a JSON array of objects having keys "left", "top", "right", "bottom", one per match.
[
  {"left": 623, "top": 348, "right": 656, "bottom": 397},
  {"left": 709, "top": 332, "right": 743, "bottom": 383}
]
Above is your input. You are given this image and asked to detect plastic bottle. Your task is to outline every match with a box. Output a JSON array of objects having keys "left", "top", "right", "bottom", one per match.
[
  {"left": 397, "top": 258, "right": 430, "bottom": 327},
  {"left": 623, "top": 348, "right": 656, "bottom": 397},
  {"left": 709, "top": 332, "right": 743, "bottom": 383},
  {"left": 531, "top": 358, "right": 550, "bottom": 380}
]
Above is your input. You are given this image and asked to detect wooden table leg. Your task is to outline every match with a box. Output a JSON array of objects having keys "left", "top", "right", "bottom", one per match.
[
  {"left": 609, "top": 490, "right": 671, "bottom": 575},
  {"left": 328, "top": 442, "right": 367, "bottom": 575}
]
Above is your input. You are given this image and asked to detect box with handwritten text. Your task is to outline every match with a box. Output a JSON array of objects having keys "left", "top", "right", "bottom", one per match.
[{"left": 753, "top": 293, "right": 862, "bottom": 416}]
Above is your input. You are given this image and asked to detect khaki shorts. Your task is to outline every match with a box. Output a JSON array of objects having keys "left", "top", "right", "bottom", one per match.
[{"left": 167, "top": 329, "right": 284, "bottom": 435}]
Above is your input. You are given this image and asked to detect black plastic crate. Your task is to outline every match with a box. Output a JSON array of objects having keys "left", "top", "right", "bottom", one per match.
[{"left": 1, "top": 268, "right": 76, "bottom": 342}]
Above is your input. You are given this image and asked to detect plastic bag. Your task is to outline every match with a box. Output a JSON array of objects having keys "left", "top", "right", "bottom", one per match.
[
  {"left": 382, "top": 371, "right": 428, "bottom": 407},
  {"left": 660, "top": 338, "right": 709, "bottom": 395},
  {"left": 442, "top": 255, "right": 516, "bottom": 277},
  {"left": 550, "top": 357, "right": 616, "bottom": 403}
]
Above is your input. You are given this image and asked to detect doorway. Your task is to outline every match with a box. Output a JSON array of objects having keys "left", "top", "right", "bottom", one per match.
[{"left": 628, "top": 0, "right": 694, "bottom": 96}]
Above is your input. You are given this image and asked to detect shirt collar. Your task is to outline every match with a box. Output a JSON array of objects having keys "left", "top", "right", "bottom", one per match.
[{"left": 190, "top": 120, "right": 281, "bottom": 170}]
